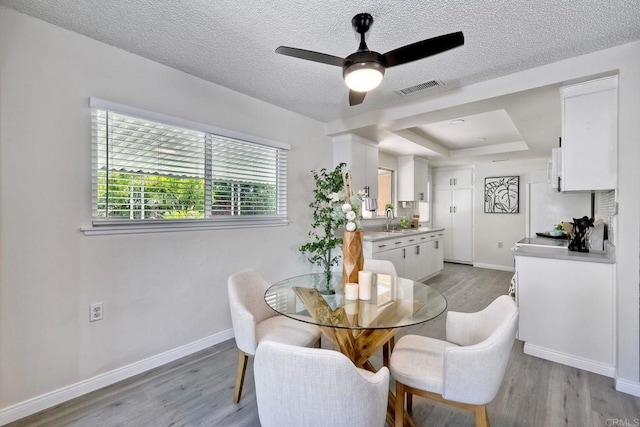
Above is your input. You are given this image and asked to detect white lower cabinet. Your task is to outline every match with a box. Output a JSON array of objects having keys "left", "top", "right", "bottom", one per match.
[
  {"left": 425, "top": 233, "right": 444, "bottom": 279},
  {"left": 365, "top": 231, "right": 444, "bottom": 281},
  {"left": 515, "top": 255, "right": 615, "bottom": 377}
]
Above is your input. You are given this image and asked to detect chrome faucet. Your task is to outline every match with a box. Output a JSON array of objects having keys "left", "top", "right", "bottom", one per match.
[{"left": 385, "top": 208, "right": 393, "bottom": 232}]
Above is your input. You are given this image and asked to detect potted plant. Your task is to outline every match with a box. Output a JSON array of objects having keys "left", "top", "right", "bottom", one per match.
[{"left": 299, "top": 163, "right": 363, "bottom": 292}]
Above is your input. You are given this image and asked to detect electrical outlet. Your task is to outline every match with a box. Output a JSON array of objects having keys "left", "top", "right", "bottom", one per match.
[
  {"left": 498, "top": 242, "right": 504, "bottom": 249},
  {"left": 90, "top": 303, "right": 103, "bottom": 322}
]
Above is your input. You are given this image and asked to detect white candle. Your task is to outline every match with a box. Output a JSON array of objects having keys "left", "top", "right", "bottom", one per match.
[
  {"left": 358, "top": 270, "right": 373, "bottom": 300},
  {"left": 345, "top": 282, "right": 359, "bottom": 300}
]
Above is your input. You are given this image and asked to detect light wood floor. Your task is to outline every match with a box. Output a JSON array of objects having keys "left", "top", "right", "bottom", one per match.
[{"left": 9, "top": 263, "right": 640, "bottom": 426}]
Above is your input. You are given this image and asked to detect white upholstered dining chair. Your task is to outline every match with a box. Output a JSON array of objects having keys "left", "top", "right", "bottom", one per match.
[
  {"left": 254, "top": 341, "right": 390, "bottom": 427},
  {"left": 390, "top": 295, "right": 518, "bottom": 427},
  {"left": 364, "top": 258, "right": 398, "bottom": 366},
  {"left": 364, "top": 258, "right": 398, "bottom": 277},
  {"left": 227, "top": 269, "right": 321, "bottom": 403}
]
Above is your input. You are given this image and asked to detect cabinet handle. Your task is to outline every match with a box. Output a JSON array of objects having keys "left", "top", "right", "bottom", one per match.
[
  {"left": 453, "top": 206, "right": 457, "bottom": 213},
  {"left": 438, "top": 233, "right": 443, "bottom": 237},
  {"left": 420, "top": 236, "right": 426, "bottom": 240},
  {"left": 435, "top": 241, "right": 439, "bottom": 249},
  {"left": 449, "top": 178, "right": 452, "bottom": 186},
  {"left": 449, "top": 206, "right": 452, "bottom": 213},
  {"left": 408, "top": 239, "right": 415, "bottom": 242},
  {"left": 395, "top": 241, "right": 402, "bottom": 245},
  {"left": 416, "top": 245, "right": 420, "bottom": 255},
  {"left": 402, "top": 248, "right": 406, "bottom": 259},
  {"left": 378, "top": 244, "right": 387, "bottom": 248},
  {"left": 454, "top": 178, "right": 457, "bottom": 185}
]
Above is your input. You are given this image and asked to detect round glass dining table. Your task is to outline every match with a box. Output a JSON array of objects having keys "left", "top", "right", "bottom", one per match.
[
  {"left": 264, "top": 272, "right": 447, "bottom": 331},
  {"left": 264, "top": 272, "right": 447, "bottom": 368}
]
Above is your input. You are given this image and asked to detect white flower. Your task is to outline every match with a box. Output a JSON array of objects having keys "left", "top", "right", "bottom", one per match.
[
  {"left": 346, "top": 211, "right": 356, "bottom": 221},
  {"left": 341, "top": 203, "right": 352, "bottom": 213},
  {"left": 328, "top": 192, "right": 342, "bottom": 203},
  {"left": 346, "top": 221, "right": 357, "bottom": 232}
]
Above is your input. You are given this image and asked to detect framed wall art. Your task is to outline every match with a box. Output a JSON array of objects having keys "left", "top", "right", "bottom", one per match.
[{"left": 484, "top": 176, "right": 519, "bottom": 213}]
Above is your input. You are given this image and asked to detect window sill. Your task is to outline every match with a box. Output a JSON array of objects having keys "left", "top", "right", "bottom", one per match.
[{"left": 81, "top": 218, "right": 289, "bottom": 236}]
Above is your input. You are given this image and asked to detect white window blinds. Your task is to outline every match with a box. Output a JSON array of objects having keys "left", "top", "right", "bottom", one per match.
[{"left": 90, "top": 100, "right": 288, "bottom": 231}]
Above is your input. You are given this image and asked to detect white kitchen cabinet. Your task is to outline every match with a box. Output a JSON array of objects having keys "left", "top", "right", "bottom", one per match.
[
  {"left": 435, "top": 168, "right": 473, "bottom": 190},
  {"left": 364, "top": 230, "right": 444, "bottom": 281},
  {"left": 333, "top": 133, "right": 379, "bottom": 196},
  {"left": 434, "top": 180, "right": 473, "bottom": 264},
  {"left": 397, "top": 156, "right": 428, "bottom": 202},
  {"left": 367, "top": 235, "right": 417, "bottom": 279},
  {"left": 419, "top": 231, "right": 444, "bottom": 279},
  {"left": 431, "top": 234, "right": 444, "bottom": 277},
  {"left": 515, "top": 254, "right": 615, "bottom": 377},
  {"left": 413, "top": 237, "right": 430, "bottom": 280},
  {"left": 560, "top": 75, "right": 618, "bottom": 191}
]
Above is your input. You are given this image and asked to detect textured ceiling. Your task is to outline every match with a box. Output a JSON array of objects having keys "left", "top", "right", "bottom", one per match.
[
  {"left": 3, "top": 0, "right": 640, "bottom": 124},
  {"left": 3, "top": 1, "right": 640, "bottom": 165}
]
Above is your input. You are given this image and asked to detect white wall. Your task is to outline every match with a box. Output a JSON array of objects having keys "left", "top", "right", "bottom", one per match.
[
  {"left": 378, "top": 152, "right": 398, "bottom": 171},
  {"left": 0, "top": 7, "right": 331, "bottom": 413},
  {"left": 473, "top": 158, "right": 549, "bottom": 269}
]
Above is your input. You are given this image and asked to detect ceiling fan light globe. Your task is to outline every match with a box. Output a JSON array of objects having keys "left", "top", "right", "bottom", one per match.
[{"left": 344, "top": 62, "right": 384, "bottom": 92}]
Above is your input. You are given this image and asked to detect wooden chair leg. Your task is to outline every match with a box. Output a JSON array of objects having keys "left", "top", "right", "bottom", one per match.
[
  {"left": 314, "top": 337, "right": 321, "bottom": 348},
  {"left": 383, "top": 336, "right": 395, "bottom": 366},
  {"left": 383, "top": 342, "right": 390, "bottom": 366},
  {"left": 474, "top": 404, "right": 490, "bottom": 427},
  {"left": 407, "top": 392, "right": 413, "bottom": 413},
  {"left": 233, "top": 350, "right": 249, "bottom": 404},
  {"left": 395, "top": 381, "right": 405, "bottom": 427}
]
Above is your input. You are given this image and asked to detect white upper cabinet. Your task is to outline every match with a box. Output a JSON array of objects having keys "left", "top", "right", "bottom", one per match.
[
  {"left": 435, "top": 168, "right": 473, "bottom": 189},
  {"left": 397, "top": 156, "right": 428, "bottom": 201},
  {"left": 332, "top": 134, "right": 379, "bottom": 196},
  {"left": 560, "top": 75, "right": 618, "bottom": 192}
]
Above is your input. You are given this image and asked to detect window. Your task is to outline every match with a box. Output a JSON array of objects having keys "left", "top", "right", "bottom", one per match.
[
  {"left": 377, "top": 168, "right": 394, "bottom": 216},
  {"left": 418, "top": 175, "right": 432, "bottom": 222},
  {"left": 86, "top": 98, "right": 289, "bottom": 234}
]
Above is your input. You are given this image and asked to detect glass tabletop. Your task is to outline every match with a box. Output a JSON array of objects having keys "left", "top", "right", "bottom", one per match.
[{"left": 264, "top": 272, "right": 447, "bottom": 330}]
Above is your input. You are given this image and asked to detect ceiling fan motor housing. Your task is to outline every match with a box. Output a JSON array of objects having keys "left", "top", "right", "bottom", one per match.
[{"left": 343, "top": 51, "right": 386, "bottom": 78}]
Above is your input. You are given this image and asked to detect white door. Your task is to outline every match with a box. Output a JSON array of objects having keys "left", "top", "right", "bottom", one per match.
[
  {"left": 451, "top": 187, "right": 473, "bottom": 263},
  {"left": 434, "top": 188, "right": 453, "bottom": 260}
]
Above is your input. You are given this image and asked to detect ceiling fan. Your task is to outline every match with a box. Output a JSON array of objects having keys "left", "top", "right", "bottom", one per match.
[{"left": 276, "top": 13, "right": 464, "bottom": 106}]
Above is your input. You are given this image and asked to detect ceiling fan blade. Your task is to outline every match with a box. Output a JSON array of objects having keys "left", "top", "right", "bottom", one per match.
[
  {"left": 275, "top": 46, "right": 345, "bottom": 67},
  {"left": 349, "top": 90, "right": 367, "bottom": 106},
  {"left": 382, "top": 31, "right": 464, "bottom": 68}
]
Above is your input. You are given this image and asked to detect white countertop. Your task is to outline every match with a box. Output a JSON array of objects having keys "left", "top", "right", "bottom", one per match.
[
  {"left": 363, "top": 227, "right": 445, "bottom": 242},
  {"left": 514, "top": 237, "right": 615, "bottom": 264}
]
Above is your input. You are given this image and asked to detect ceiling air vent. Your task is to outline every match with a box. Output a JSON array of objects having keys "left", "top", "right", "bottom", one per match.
[{"left": 396, "top": 79, "right": 444, "bottom": 96}]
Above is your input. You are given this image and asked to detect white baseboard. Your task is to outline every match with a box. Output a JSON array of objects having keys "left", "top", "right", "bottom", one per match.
[
  {"left": 523, "top": 343, "right": 615, "bottom": 377},
  {"left": 0, "top": 329, "right": 234, "bottom": 426},
  {"left": 615, "top": 378, "right": 640, "bottom": 397},
  {"left": 473, "top": 263, "right": 515, "bottom": 272}
]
